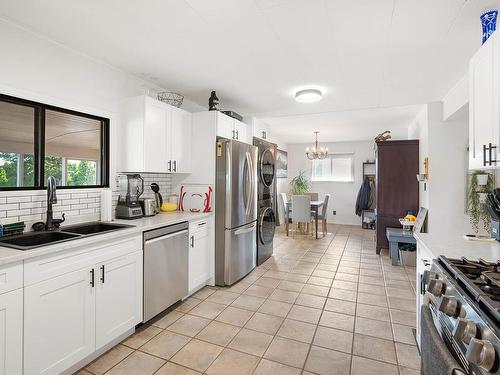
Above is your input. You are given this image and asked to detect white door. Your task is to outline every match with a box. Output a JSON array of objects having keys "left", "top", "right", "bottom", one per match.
[
  {"left": 171, "top": 107, "right": 192, "bottom": 173},
  {"left": 234, "top": 120, "right": 247, "bottom": 143},
  {"left": 95, "top": 251, "right": 142, "bottom": 349},
  {"left": 217, "top": 112, "right": 235, "bottom": 139},
  {"left": 144, "top": 99, "right": 168, "bottom": 172},
  {"left": 189, "top": 229, "right": 210, "bottom": 292},
  {"left": 470, "top": 36, "right": 497, "bottom": 169},
  {"left": 0, "top": 289, "right": 23, "bottom": 375},
  {"left": 24, "top": 268, "right": 95, "bottom": 375}
]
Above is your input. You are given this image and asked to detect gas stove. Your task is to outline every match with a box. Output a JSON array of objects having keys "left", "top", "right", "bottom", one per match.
[{"left": 423, "top": 256, "right": 500, "bottom": 374}]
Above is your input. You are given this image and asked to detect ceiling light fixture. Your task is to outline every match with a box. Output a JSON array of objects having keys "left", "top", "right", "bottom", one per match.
[
  {"left": 295, "top": 89, "right": 322, "bottom": 103},
  {"left": 305, "top": 131, "right": 328, "bottom": 160}
]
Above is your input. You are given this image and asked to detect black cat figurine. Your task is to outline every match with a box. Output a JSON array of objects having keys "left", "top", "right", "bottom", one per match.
[{"left": 209, "top": 91, "right": 219, "bottom": 111}]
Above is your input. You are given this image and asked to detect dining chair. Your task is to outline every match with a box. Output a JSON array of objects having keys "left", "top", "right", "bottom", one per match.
[
  {"left": 315, "top": 194, "right": 330, "bottom": 237},
  {"left": 280, "top": 192, "right": 291, "bottom": 236},
  {"left": 304, "top": 192, "right": 319, "bottom": 201},
  {"left": 291, "top": 195, "right": 313, "bottom": 236}
]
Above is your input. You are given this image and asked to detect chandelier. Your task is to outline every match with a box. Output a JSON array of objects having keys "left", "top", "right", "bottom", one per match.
[{"left": 305, "top": 131, "right": 328, "bottom": 160}]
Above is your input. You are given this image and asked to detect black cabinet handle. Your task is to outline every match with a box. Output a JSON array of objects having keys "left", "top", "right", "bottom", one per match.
[
  {"left": 232, "top": 130, "right": 235, "bottom": 139},
  {"left": 236, "top": 130, "right": 239, "bottom": 140},
  {"left": 190, "top": 235, "right": 195, "bottom": 248},
  {"left": 489, "top": 143, "right": 497, "bottom": 166},
  {"left": 100, "top": 265, "right": 105, "bottom": 283},
  {"left": 90, "top": 268, "right": 95, "bottom": 287},
  {"left": 484, "top": 144, "right": 488, "bottom": 166},
  {"left": 168, "top": 160, "right": 172, "bottom": 172},
  {"left": 173, "top": 160, "right": 177, "bottom": 172}
]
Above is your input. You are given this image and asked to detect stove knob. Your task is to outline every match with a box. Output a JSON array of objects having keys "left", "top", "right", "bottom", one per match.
[
  {"left": 453, "top": 318, "right": 477, "bottom": 344},
  {"left": 428, "top": 278, "right": 446, "bottom": 296},
  {"left": 466, "top": 338, "right": 496, "bottom": 372},
  {"left": 423, "top": 270, "right": 438, "bottom": 284},
  {"left": 438, "top": 296, "right": 465, "bottom": 318}
]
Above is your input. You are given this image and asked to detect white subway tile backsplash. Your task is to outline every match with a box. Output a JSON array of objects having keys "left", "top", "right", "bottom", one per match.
[
  {"left": 19, "top": 202, "right": 42, "bottom": 209},
  {"left": 6, "top": 196, "right": 32, "bottom": 203},
  {"left": 71, "top": 193, "right": 88, "bottom": 199},
  {"left": 0, "top": 172, "right": 173, "bottom": 228},
  {"left": 8, "top": 209, "right": 31, "bottom": 217}
]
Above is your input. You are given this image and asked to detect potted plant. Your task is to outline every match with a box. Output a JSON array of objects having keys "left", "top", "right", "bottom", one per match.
[
  {"left": 467, "top": 171, "right": 494, "bottom": 233},
  {"left": 290, "top": 170, "right": 310, "bottom": 195}
]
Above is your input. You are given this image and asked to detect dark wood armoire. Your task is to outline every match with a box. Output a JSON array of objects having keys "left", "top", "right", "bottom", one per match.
[{"left": 376, "top": 140, "right": 419, "bottom": 253}]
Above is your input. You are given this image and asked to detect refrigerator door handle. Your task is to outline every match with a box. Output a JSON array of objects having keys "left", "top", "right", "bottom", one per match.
[
  {"left": 244, "top": 151, "right": 254, "bottom": 219},
  {"left": 234, "top": 222, "right": 257, "bottom": 235}
]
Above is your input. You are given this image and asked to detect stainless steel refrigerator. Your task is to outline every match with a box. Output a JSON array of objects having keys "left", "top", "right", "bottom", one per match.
[{"left": 215, "top": 137, "right": 258, "bottom": 286}]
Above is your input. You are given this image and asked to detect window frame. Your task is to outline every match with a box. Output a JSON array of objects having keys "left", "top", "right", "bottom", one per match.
[{"left": 0, "top": 93, "right": 110, "bottom": 191}]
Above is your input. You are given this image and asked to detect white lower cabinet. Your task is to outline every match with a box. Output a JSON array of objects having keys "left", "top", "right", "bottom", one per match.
[
  {"left": 24, "top": 239, "right": 142, "bottom": 375},
  {"left": 96, "top": 251, "right": 142, "bottom": 348},
  {"left": 189, "top": 219, "right": 212, "bottom": 294},
  {"left": 0, "top": 288, "right": 23, "bottom": 375},
  {"left": 24, "top": 267, "right": 95, "bottom": 375}
]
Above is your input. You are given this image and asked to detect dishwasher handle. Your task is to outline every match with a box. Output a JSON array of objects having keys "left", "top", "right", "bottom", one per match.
[{"left": 144, "top": 229, "right": 188, "bottom": 246}]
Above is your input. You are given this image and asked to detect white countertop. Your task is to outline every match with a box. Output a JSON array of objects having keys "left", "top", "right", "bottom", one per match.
[
  {"left": 0, "top": 211, "right": 212, "bottom": 267},
  {"left": 414, "top": 231, "right": 500, "bottom": 262}
]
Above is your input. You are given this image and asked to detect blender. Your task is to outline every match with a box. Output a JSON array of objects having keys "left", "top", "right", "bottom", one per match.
[{"left": 116, "top": 174, "right": 144, "bottom": 219}]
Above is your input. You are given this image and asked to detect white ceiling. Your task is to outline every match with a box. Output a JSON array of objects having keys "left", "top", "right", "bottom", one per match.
[
  {"left": 262, "top": 104, "right": 422, "bottom": 144},
  {"left": 0, "top": 0, "right": 498, "bottom": 143}
]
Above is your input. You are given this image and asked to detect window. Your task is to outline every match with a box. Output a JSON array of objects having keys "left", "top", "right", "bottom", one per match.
[
  {"left": 0, "top": 94, "right": 109, "bottom": 190},
  {"left": 311, "top": 153, "right": 354, "bottom": 182}
]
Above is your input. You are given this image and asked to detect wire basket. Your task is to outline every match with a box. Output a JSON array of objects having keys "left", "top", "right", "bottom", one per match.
[{"left": 157, "top": 92, "right": 184, "bottom": 107}]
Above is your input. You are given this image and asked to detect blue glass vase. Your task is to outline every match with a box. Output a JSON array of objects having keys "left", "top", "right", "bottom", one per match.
[{"left": 481, "top": 10, "right": 498, "bottom": 44}]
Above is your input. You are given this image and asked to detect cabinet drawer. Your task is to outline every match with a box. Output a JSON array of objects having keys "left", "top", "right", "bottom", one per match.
[
  {"left": 24, "top": 234, "right": 141, "bottom": 286},
  {"left": 0, "top": 261, "right": 22, "bottom": 294},
  {"left": 189, "top": 219, "right": 210, "bottom": 234}
]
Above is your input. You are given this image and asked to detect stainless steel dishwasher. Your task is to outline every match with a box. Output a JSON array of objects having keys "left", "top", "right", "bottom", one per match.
[{"left": 143, "top": 221, "right": 189, "bottom": 322}]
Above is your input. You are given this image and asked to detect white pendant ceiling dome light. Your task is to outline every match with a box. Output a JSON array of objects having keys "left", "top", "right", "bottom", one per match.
[{"left": 295, "top": 88, "right": 322, "bottom": 103}]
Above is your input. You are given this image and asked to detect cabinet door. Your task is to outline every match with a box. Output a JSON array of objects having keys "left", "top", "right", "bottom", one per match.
[
  {"left": 144, "top": 99, "right": 169, "bottom": 172},
  {"left": 189, "top": 229, "right": 210, "bottom": 293},
  {"left": 95, "top": 251, "right": 142, "bottom": 349},
  {"left": 24, "top": 268, "right": 95, "bottom": 375},
  {"left": 470, "top": 36, "right": 497, "bottom": 169},
  {"left": 171, "top": 107, "right": 192, "bottom": 173},
  {"left": 233, "top": 120, "right": 247, "bottom": 143},
  {"left": 217, "top": 112, "right": 235, "bottom": 139},
  {"left": 0, "top": 289, "right": 22, "bottom": 375}
]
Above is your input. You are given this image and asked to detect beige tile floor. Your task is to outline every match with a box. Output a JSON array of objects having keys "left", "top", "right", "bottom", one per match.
[{"left": 76, "top": 224, "right": 420, "bottom": 375}]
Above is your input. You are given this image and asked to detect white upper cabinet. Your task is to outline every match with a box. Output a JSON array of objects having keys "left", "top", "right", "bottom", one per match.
[
  {"left": 169, "top": 106, "right": 192, "bottom": 173},
  {"left": 121, "top": 96, "right": 192, "bottom": 173},
  {"left": 469, "top": 32, "right": 500, "bottom": 169},
  {"left": 216, "top": 112, "right": 249, "bottom": 143},
  {"left": 249, "top": 117, "right": 270, "bottom": 141}
]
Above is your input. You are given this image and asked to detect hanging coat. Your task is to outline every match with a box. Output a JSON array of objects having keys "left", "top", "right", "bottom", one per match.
[{"left": 355, "top": 176, "right": 371, "bottom": 216}]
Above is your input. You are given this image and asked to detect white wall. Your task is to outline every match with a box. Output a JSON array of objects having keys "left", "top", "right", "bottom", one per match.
[
  {"left": 286, "top": 141, "right": 374, "bottom": 226},
  {"left": 408, "top": 102, "right": 470, "bottom": 234}
]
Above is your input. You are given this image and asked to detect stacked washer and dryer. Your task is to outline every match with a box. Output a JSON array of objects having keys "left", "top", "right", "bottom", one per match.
[{"left": 254, "top": 138, "right": 277, "bottom": 265}]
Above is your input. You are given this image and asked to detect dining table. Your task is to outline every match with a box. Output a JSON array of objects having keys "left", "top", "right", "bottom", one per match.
[{"left": 286, "top": 199, "right": 324, "bottom": 239}]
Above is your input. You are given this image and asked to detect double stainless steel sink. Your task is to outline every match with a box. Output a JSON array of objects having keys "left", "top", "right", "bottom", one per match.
[{"left": 0, "top": 222, "right": 134, "bottom": 250}]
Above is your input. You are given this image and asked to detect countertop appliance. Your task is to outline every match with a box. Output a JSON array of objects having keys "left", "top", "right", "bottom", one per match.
[
  {"left": 422, "top": 256, "right": 500, "bottom": 374},
  {"left": 150, "top": 183, "right": 163, "bottom": 214},
  {"left": 116, "top": 174, "right": 144, "bottom": 219},
  {"left": 143, "top": 222, "right": 189, "bottom": 322},
  {"left": 215, "top": 138, "right": 258, "bottom": 286},
  {"left": 139, "top": 198, "right": 156, "bottom": 217},
  {"left": 254, "top": 138, "right": 277, "bottom": 265}
]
